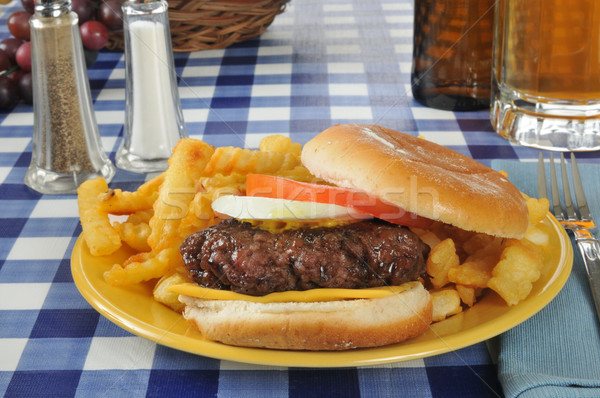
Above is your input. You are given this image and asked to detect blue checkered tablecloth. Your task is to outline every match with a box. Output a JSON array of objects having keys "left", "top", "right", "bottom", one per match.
[{"left": 1, "top": 0, "right": 599, "bottom": 397}]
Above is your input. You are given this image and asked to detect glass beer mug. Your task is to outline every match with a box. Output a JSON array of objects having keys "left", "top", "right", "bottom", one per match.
[{"left": 492, "top": 0, "right": 600, "bottom": 151}]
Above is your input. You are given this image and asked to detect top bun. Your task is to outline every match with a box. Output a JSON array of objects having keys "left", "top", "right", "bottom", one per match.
[{"left": 301, "top": 124, "right": 528, "bottom": 238}]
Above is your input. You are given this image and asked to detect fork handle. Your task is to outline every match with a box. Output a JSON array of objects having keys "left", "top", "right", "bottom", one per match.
[{"left": 574, "top": 237, "right": 600, "bottom": 322}]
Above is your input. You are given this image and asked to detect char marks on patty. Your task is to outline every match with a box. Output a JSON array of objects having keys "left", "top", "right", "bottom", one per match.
[{"left": 180, "top": 219, "right": 430, "bottom": 296}]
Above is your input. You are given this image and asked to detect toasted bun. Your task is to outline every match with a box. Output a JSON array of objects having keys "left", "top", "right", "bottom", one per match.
[
  {"left": 301, "top": 124, "right": 528, "bottom": 238},
  {"left": 179, "top": 281, "right": 432, "bottom": 351}
]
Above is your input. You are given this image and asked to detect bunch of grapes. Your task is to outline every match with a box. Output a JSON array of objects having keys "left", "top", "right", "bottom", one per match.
[{"left": 0, "top": 0, "right": 124, "bottom": 109}]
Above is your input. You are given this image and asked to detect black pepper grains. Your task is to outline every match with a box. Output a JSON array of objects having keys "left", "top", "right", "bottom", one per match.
[
  {"left": 24, "top": 0, "right": 114, "bottom": 194},
  {"left": 41, "top": 53, "right": 95, "bottom": 174}
]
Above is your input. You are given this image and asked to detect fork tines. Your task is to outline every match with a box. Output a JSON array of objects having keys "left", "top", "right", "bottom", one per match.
[
  {"left": 537, "top": 152, "right": 590, "bottom": 222},
  {"left": 570, "top": 153, "right": 592, "bottom": 220}
]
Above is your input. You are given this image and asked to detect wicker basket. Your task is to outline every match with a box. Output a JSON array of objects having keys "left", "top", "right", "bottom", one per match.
[{"left": 107, "top": 0, "right": 291, "bottom": 52}]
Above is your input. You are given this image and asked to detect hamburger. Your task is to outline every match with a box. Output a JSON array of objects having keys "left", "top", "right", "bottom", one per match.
[{"left": 171, "top": 124, "right": 529, "bottom": 351}]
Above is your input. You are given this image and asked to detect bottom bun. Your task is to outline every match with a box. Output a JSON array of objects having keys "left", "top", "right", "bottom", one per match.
[{"left": 179, "top": 281, "right": 433, "bottom": 351}]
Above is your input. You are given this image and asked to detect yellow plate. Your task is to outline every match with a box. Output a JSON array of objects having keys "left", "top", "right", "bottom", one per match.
[{"left": 71, "top": 214, "right": 573, "bottom": 368}]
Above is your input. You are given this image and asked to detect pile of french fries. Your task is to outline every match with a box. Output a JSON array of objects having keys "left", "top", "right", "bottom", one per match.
[
  {"left": 76, "top": 136, "right": 550, "bottom": 321},
  {"left": 417, "top": 195, "right": 550, "bottom": 321}
]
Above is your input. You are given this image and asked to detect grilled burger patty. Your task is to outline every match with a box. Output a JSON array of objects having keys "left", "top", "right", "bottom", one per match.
[{"left": 180, "top": 219, "right": 430, "bottom": 296}]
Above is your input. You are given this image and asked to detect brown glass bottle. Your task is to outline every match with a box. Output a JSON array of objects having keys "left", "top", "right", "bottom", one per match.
[{"left": 411, "top": 0, "right": 495, "bottom": 111}]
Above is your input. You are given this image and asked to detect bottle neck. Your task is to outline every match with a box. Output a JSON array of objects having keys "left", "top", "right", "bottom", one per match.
[{"left": 34, "top": 0, "right": 71, "bottom": 17}]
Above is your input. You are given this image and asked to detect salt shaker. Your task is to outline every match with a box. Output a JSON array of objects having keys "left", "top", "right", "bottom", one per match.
[
  {"left": 24, "top": 0, "right": 115, "bottom": 194},
  {"left": 116, "top": 0, "right": 187, "bottom": 173},
  {"left": 411, "top": 0, "right": 495, "bottom": 111}
]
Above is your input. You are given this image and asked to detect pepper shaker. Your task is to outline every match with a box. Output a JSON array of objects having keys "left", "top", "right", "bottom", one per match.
[
  {"left": 24, "top": 0, "right": 115, "bottom": 194},
  {"left": 115, "top": 0, "right": 187, "bottom": 173}
]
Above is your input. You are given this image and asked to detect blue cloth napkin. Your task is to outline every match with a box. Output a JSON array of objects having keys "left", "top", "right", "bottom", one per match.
[{"left": 491, "top": 159, "right": 600, "bottom": 398}]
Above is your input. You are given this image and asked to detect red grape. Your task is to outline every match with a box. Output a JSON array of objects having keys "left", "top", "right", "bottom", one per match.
[
  {"left": 18, "top": 72, "right": 33, "bottom": 105},
  {"left": 0, "top": 50, "right": 12, "bottom": 72},
  {"left": 98, "top": 0, "right": 124, "bottom": 31},
  {"left": 80, "top": 21, "right": 109, "bottom": 50},
  {"left": 0, "top": 76, "right": 19, "bottom": 110},
  {"left": 7, "top": 11, "right": 32, "bottom": 41},
  {"left": 15, "top": 42, "right": 31, "bottom": 72},
  {"left": 71, "top": 0, "right": 95, "bottom": 24},
  {"left": 21, "top": 0, "right": 35, "bottom": 14},
  {"left": 0, "top": 38, "right": 23, "bottom": 64}
]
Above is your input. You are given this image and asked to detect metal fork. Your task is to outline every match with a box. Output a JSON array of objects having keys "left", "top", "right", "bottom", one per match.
[{"left": 538, "top": 152, "right": 600, "bottom": 321}]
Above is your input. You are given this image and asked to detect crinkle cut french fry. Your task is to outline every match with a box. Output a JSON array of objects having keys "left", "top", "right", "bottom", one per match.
[
  {"left": 96, "top": 173, "right": 165, "bottom": 215},
  {"left": 259, "top": 135, "right": 302, "bottom": 157},
  {"left": 202, "top": 147, "right": 301, "bottom": 178},
  {"left": 426, "top": 238, "right": 459, "bottom": 289},
  {"left": 431, "top": 288, "right": 462, "bottom": 322},
  {"left": 153, "top": 272, "right": 188, "bottom": 312},
  {"left": 525, "top": 196, "right": 550, "bottom": 225},
  {"left": 104, "top": 248, "right": 182, "bottom": 286},
  {"left": 199, "top": 172, "right": 246, "bottom": 194},
  {"left": 447, "top": 257, "right": 496, "bottom": 288},
  {"left": 148, "top": 139, "right": 215, "bottom": 253},
  {"left": 77, "top": 177, "right": 122, "bottom": 256},
  {"left": 487, "top": 239, "right": 544, "bottom": 306},
  {"left": 178, "top": 179, "right": 242, "bottom": 239},
  {"left": 275, "top": 166, "right": 321, "bottom": 183},
  {"left": 126, "top": 209, "right": 153, "bottom": 225},
  {"left": 114, "top": 221, "right": 151, "bottom": 252},
  {"left": 455, "top": 284, "right": 477, "bottom": 307}
]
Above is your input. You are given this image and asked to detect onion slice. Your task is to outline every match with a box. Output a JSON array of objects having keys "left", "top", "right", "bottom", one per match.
[{"left": 211, "top": 195, "right": 370, "bottom": 221}]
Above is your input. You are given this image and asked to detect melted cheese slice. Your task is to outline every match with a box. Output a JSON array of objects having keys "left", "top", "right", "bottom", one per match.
[
  {"left": 242, "top": 218, "right": 357, "bottom": 233},
  {"left": 168, "top": 283, "right": 411, "bottom": 303}
]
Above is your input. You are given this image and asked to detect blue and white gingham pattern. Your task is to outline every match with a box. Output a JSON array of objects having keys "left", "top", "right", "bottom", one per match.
[{"left": 1, "top": 0, "right": 598, "bottom": 396}]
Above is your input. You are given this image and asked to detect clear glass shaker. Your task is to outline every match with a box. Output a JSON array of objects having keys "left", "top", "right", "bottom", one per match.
[
  {"left": 25, "top": 0, "right": 115, "bottom": 194},
  {"left": 116, "top": 0, "right": 187, "bottom": 173}
]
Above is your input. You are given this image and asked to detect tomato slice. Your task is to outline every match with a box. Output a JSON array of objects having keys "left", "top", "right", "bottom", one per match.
[{"left": 246, "top": 174, "right": 432, "bottom": 228}]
